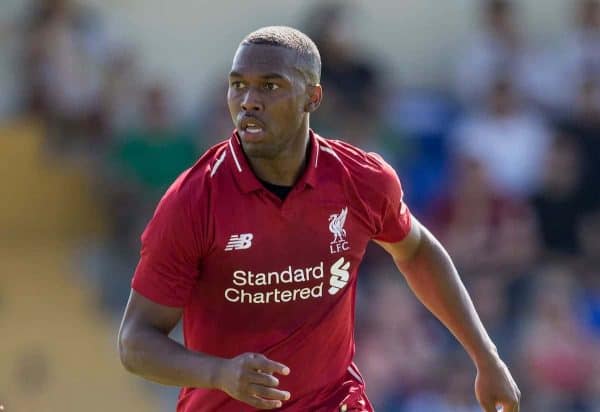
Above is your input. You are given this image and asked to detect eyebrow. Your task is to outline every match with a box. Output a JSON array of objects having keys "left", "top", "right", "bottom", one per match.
[
  {"left": 229, "top": 71, "right": 288, "bottom": 81},
  {"left": 260, "top": 73, "right": 287, "bottom": 81}
]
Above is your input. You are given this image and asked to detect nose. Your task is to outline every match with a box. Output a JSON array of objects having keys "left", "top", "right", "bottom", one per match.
[{"left": 240, "top": 89, "right": 263, "bottom": 112}]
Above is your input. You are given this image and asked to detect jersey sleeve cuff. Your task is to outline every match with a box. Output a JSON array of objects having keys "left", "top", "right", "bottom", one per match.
[{"left": 131, "top": 279, "right": 188, "bottom": 308}]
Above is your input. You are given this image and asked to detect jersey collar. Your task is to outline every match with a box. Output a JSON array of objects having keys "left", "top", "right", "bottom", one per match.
[{"left": 228, "top": 129, "right": 320, "bottom": 194}]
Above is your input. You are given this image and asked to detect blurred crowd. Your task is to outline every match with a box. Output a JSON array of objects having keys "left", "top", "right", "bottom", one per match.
[{"left": 7, "top": 0, "right": 600, "bottom": 411}]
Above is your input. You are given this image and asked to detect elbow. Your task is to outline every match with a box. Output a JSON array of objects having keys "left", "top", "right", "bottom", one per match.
[{"left": 118, "top": 327, "right": 139, "bottom": 373}]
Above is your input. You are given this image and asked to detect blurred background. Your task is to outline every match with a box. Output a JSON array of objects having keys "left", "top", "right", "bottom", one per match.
[{"left": 1, "top": 0, "right": 599, "bottom": 411}]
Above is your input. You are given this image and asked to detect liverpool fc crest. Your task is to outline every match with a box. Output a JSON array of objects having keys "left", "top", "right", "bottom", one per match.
[{"left": 328, "top": 207, "right": 350, "bottom": 253}]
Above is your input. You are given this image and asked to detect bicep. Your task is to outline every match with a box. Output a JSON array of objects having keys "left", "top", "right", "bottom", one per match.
[
  {"left": 374, "top": 214, "right": 423, "bottom": 262},
  {"left": 120, "top": 290, "right": 183, "bottom": 336}
]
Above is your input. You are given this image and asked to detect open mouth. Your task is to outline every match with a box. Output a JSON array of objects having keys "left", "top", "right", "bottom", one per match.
[
  {"left": 244, "top": 124, "right": 263, "bottom": 134},
  {"left": 239, "top": 117, "right": 267, "bottom": 141}
]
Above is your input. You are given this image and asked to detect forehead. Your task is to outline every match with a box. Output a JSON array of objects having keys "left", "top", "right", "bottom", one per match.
[{"left": 230, "top": 43, "right": 301, "bottom": 77}]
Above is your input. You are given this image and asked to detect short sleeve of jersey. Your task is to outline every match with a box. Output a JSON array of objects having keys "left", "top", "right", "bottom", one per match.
[
  {"left": 368, "top": 153, "right": 412, "bottom": 243},
  {"left": 131, "top": 182, "right": 202, "bottom": 307}
]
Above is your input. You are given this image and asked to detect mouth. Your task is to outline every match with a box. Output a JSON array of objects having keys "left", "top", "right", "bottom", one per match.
[
  {"left": 245, "top": 126, "right": 263, "bottom": 134},
  {"left": 239, "top": 116, "right": 267, "bottom": 141}
]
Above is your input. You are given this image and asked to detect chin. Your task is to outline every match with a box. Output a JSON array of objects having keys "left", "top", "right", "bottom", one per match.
[{"left": 241, "top": 141, "right": 279, "bottom": 159}]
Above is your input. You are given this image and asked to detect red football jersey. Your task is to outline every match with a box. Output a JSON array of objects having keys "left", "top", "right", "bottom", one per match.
[{"left": 132, "top": 130, "right": 412, "bottom": 411}]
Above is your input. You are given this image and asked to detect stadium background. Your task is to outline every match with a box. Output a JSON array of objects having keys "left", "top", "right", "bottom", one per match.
[{"left": 1, "top": 0, "right": 599, "bottom": 411}]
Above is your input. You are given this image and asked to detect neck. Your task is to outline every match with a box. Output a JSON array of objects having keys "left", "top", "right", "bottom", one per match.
[{"left": 245, "top": 124, "right": 310, "bottom": 187}]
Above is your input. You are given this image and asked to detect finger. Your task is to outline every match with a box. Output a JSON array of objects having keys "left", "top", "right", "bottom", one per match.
[
  {"left": 248, "top": 371, "right": 280, "bottom": 387},
  {"left": 479, "top": 399, "right": 497, "bottom": 412},
  {"left": 241, "top": 394, "right": 284, "bottom": 410},
  {"left": 501, "top": 399, "right": 519, "bottom": 412},
  {"left": 247, "top": 354, "right": 290, "bottom": 376},
  {"left": 248, "top": 383, "right": 291, "bottom": 401}
]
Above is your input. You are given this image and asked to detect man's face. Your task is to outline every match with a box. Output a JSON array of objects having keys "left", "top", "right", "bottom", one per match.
[{"left": 227, "top": 43, "right": 314, "bottom": 159}]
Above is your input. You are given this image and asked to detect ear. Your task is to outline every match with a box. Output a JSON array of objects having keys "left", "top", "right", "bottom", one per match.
[{"left": 305, "top": 84, "right": 323, "bottom": 113}]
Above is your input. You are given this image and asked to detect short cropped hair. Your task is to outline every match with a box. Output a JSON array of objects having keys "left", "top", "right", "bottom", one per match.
[{"left": 241, "top": 26, "right": 321, "bottom": 84}]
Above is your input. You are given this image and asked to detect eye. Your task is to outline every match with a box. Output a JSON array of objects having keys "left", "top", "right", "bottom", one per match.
[
  {"left": 264, "top": 82, "right": 280, "bottom": 91},
  {"left": 230, "top": 81, "right": 245, "bottom": 89}
]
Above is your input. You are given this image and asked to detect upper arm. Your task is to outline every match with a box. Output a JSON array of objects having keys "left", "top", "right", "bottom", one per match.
[
  {"left": 375, "top": 214, "right": 423, "bottom": 262},
  {"left": 119, "top": 290, "right": 182, "bottom": 339},
  {"left": 363, "top": 151, "right": 412, "bottom": 245},
  {"left": 131, "top": 183, "right": 204, "bottom": 307}
]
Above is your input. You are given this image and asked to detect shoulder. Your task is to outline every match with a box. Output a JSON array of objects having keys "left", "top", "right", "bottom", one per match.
[
  {"left": 316, "top": 136, "right": 400, "bottom": 189},
  {"left": 158, "top": 140, "right": 229, "bottom": 209},
  {"left": 315, "top": 134, "right": 411, "bottom": 241}
]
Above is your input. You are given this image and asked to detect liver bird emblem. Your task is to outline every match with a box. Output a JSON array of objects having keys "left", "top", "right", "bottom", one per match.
[{"left": 328, "top": 207, "right": 348, "bottom": 244}]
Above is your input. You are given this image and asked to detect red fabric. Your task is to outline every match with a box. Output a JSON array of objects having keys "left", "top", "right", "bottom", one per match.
[
  {"left": 176, "top": 364, "right": 374, "bottom": 411},
  {"left": 132, "top": 130, "right": 409, "bottom": 411}
]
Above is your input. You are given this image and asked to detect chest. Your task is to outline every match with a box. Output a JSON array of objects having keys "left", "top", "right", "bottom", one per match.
[
  {"left": 209, "top": 187, "right": 371, "bottom": 264},
  {"left": 191, "top": 186, "right": 373, "bottom": 312}
]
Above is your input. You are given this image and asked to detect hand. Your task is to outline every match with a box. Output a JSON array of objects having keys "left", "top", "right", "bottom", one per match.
[
  {"left": 215, "top": 352, "right": 291, "bottom": 409},
  {"left": 475, "top": 356, "right": 521, "bottom": 412}
]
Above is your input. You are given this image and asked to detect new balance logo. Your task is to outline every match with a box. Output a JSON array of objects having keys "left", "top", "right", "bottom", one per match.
[{"left": 225, "top": 233, "right": 253, "bottom": 251}]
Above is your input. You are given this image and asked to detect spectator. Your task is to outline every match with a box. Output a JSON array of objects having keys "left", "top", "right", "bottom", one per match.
[
  {"left": 562, "top": 77, "right": 600, "bottom": 212},
  {"left": 100, "top": 47, "right": 143, "bottom": 136},
  {"left": 550, "top": 0, "right": 600, "bottom": 112},
  {"left": 104, "top": 82, "right": 199, "bottom": 251},
  {"left": 427, "top": 156, "right": 537, "bottom": 275},
  {"left": 196, "top": 77, "right": 237, "bottom": 150},
  {"left": 383, "top": 90, "right": 458, "bottom": 215},
  {"left": 355, "top": 271, "right": 442, "bottom": 410},
  {"left": 22, "top": 0, "right": 108, "bottom": 149},
  {"left": 452, "top": 77, "right": 552, "bottom": 197},
  {"left": 468, "top": 273, "right": 514, "bottom": 355},
  {"left": 454, "top": 0, "right": 534, "bottom": 106},
  {"left": 577, "top": 213, "right": 600, "bottom": 372},
  {"left": 403, "top": 353, "right": 481, "bottom": 412},
  {"left": 517, "top": 264, "right": 598, "bottom": 411},
  {"left": 88, "top": 83, "right": 199, "bottom": 313},
  {"left": 304, "top": 2, "right": 385, "bottom": 148},
  {"left": 531, "top": 132, "right": 589, "bottom": 256}
]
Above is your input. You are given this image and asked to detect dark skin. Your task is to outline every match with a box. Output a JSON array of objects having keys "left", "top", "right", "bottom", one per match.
[
  {"left": 227, "top": 43, "right": 322, "bottom": 185},
  {"left": 118, "top": 43, "right": 321, "bottom": 410},
  {"left": 119, "top": 42, "right": 520, "bottom": 411},
  {"left": 118, "top": 292, "right": 291, "bottom": 409}
]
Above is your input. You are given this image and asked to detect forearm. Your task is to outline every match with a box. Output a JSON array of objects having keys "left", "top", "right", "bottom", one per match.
[
  {"left": 394, "top": 226, "right": 497, "bottom": 366},
  {"left": 119, "top": 327, "right": 223, "bottom": 388}
]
